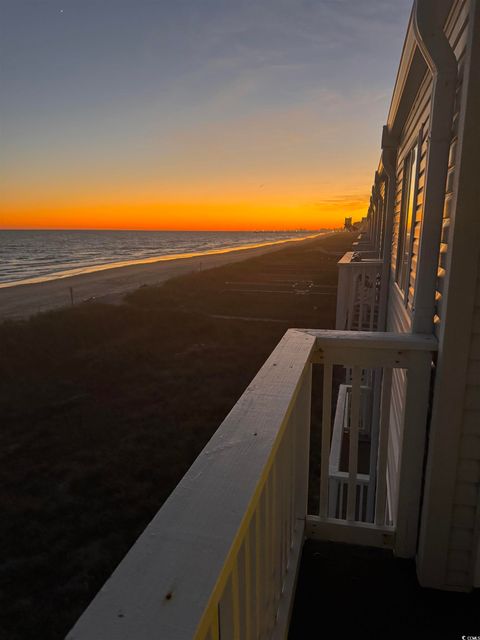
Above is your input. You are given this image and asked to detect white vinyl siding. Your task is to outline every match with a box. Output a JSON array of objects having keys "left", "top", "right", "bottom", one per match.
[
  {"left": 447, "top": 271, "right": 480, "bottom": 588},
  {"left": 388, "top": 71, "right": 432, "bottom": 334},
  {"left": 436, "top": 0, "right": 475, "bottom": 589},
  {"left": 434, "top": 0, "right": 470, "bottom": 336},
  {"left": 386, "top": 1, "right": 473, "bottom": 574}
]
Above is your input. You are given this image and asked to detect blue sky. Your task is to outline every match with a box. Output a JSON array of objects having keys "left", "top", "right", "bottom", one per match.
[{"left": 0, "top": 0, "right": 412, "bottom": 229}]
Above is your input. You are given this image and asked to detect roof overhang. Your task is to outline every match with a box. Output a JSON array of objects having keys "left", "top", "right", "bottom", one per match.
[{"left": 378, "top": 1, "right": 455, "bottom": 176}]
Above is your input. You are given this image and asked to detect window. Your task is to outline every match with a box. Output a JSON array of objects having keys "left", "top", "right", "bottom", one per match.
[{"left": 396, "top": 144, "right": 418, "bottom": 299}]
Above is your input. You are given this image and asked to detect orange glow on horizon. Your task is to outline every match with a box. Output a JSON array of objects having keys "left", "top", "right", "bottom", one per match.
[{"left": 0, "top": 195, "right": 369, "bottom": 231}]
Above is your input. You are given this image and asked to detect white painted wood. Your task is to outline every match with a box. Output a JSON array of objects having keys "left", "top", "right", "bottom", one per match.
[
  {"left": 386, "top": 367, "right": 406, "bottom": 526},
  {"left": 375, "top": 368, "right": 393, "bottom": 526},
  {"left": 411, "top": 0, "right": 459, "bottom": 334},
  {"left": 336, "top": 259, "right": 351, "bottom": 331},
  {"left": 394, "top": 351, "right": 433, "bottom": 557},
  {"left": 270, "top": 521, "right": 305, "bottom": 640},
  {"left": 319, "top": 362, "right": 333, "bottom": 519},
  {"left": 387, "top": 281, "right": 412, "bottom": 333},
  {"left": 378, "top": 136, "right": 398, "bottom": 331},
  {"left": 306, "top": 516, "right": 395, "bottom": 549},
  {"left": 304, "top": 329, "right": 437, "bottom": 353},
  {"left": 336, "top": 255, "right": 383, "bottom": 332},
  {"left": 311, "top": 330, "right": 435, "bottom": 548},
  {"left": 347, "top": 366, "right": 361, "bottom": 521},
  {"left": 328, "top": 383, "right": 372, "bottom": 521}
]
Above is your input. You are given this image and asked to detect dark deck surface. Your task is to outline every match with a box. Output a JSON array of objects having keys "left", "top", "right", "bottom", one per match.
[{"left": 289, "top": 540, "right": 480, "bottom": 640}]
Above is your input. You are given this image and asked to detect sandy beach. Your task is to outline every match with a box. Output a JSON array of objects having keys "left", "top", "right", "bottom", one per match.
[{"left": 0, "top": 232, "right": 333, "bottom": 320}]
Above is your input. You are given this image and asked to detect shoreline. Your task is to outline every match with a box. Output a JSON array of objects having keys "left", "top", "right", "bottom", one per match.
[
  {"left": 0, "top": 231, "right": 335, "bottom": 321},
  {"left": 0, "top": 232, "right": 324, "bottom": 290}
]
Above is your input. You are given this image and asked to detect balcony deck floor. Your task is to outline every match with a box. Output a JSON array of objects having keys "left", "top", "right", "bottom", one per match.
[{"left": 289, "top": 540, "right": 480, "bottom": 639}]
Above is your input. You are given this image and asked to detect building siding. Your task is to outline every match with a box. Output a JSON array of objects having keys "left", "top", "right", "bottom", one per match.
[
  {"left": 389, "top": 71, "right": 432, "bottom": 308},
  {"left": 434, "top": 0, "right": 470, "bottom": 335},
  {"left": 447, "top": 268, "right": 480, "bottom": 588},
  {"left": 418, "top": 0, "right": 479, "bottom": 589},
  {"left": 388, "top": 0, "right": 470, "bottom": 337},
  {"left": 384, "top": 1, "right": 477, "bottom": 582}
]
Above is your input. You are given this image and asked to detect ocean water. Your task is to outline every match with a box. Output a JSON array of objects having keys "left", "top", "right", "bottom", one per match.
[{"left": 0, "top": 229, "right": 320, "bottom": 286}]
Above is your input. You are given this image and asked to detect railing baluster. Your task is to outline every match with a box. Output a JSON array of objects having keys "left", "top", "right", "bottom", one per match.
[
  {"left": 289, "top": 410, "right": 296, "bottom": 551},
  {"left": 274, "top": 454, "right": 282, "bottom": 609},
  {"left": 328, "top": 478, "right": 337, "bottom": 518},
  {"left": 244, "top": 530, "right": 252, "bottom": 640},
  {"left": 358, "top": 269, "right": 365, "bottom": 330},
  {"left": 257, "top": 497, "right": 266, "bottom": 638},
  {"left": 339, "top": 480, "right": 345, "bottom": 519},
  {"left": 273, "top": 462, "right": 280, "bottom": 622},
  {"left": 369, "top": 274, "right": 375, "bottom": 331},
  {"left": 282, "top": 428, "right": 289, "bottom": 572},
  {"left": 208, "top": 606, "right": 220, "bottom": 640},
  {"left": 347, "top": 366, "right": 361, "bottom": 521},
  {"left": 255, "top": 508, "right": 261, "bottom": 639},
  {"left": 338, "top": 258, "right": 384, "bottom": 333},
  {"left": 375, "top": 367, "right": 393, "bottom": 525},
  {"left": 231, "top": 562, "right": 241, "bottom": 640},
  {"left": 288, "top": 415, "right": 295, "bottom": 554},
  {"left": 266, "top": 473, "right": 274, "bottom": 633},
  {"left": 347, "top": 274, "right": 356, "bottom": 330},
  {"left": 282, "top": 435, "right": 288, "bottom": 581},
  {"left": 320, "top": 362, "right": 333, "bottom": 518}
]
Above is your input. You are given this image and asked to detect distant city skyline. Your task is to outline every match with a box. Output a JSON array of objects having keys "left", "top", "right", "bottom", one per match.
[{"left": 0, "top": 0, "right": 412, "bottom": 230}]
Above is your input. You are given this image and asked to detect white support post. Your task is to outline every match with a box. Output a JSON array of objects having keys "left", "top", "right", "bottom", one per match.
[
  {"left": 336, "top": 264, "right": 350, "bottom": 331},
  {"left": 394, "top": 351, "right": 432, "bottom": 557},
  {"left": 375, "top": 368, "right": 393, "bottom": 526}
]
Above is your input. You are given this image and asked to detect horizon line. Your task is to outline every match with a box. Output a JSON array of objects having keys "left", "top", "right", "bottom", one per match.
[{"left": 0, "top": 226, "right": 339, "bottom": 233}]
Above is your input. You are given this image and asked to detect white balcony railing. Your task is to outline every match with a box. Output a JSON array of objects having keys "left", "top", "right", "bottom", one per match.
[
  {"left": 307, "top": 331, "right": 435, "bottom": 558},
  {"left": 67, "top": 330, "right": 436, "bottom": 640},
  {"left": 336, "top": 252, "right": 383, "bottom": 332},
  {"left": 328, "top": 383, "right": 374, "bottom": 522}
]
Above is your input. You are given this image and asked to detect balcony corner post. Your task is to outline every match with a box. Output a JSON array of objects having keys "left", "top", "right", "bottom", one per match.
[{"left": 393, "top": 349, "right": 433, "bottom": 558}]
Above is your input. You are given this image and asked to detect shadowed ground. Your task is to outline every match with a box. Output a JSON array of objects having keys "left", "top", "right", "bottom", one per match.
[
  {"left": 289, "top": 540, "right": 480, "bottom": 640},
  {"left": 0, "top": 232, "right": 352, "bottom": 640}
]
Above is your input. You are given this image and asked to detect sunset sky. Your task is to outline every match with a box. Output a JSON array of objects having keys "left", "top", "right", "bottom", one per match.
[{"left": 0, "top": 0, "right": 411, "bottom": 230}]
